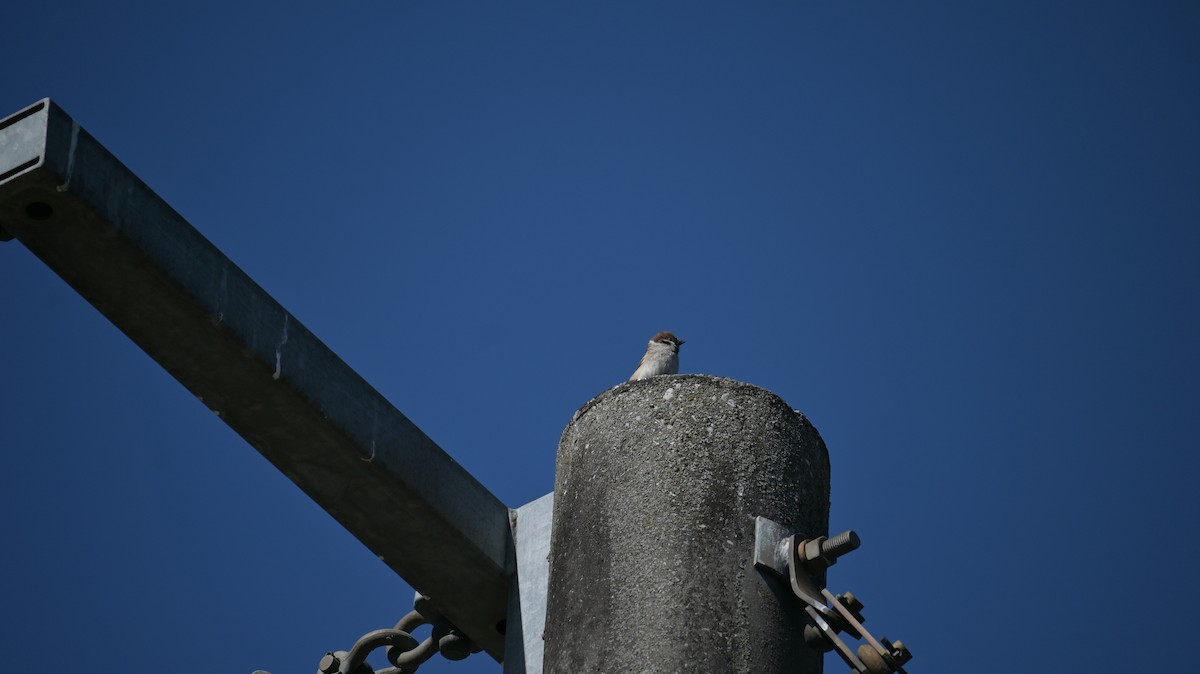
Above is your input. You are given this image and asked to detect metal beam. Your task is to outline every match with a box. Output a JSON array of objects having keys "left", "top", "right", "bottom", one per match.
[{"left": 0, "top": 100, "right": 511, "bottom": 659}]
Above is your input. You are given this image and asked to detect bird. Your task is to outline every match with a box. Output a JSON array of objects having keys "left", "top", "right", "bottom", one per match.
[{"left": 630, "top": 331, "right": 685, "bottom": 381}]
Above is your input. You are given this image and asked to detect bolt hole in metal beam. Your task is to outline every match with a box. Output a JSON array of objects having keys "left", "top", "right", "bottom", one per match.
[{"left": 24, "top": 201, "right": 52, "bottom": 220}]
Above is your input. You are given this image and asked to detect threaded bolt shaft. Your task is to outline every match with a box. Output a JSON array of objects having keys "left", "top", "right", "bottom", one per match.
[{"left": 821, "top": 530, "right": 860, "bottom": 559}]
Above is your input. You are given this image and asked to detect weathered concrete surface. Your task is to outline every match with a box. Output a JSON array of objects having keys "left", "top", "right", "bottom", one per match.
[{"left": 544, "top": 374, "right": 831, "bottom": 673}]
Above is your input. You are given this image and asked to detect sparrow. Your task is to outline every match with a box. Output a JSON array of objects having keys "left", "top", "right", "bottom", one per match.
[{"left": 630, "top": 331, "right": 685, "bottom": 381}]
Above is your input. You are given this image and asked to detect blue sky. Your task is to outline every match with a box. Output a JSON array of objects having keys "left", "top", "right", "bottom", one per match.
[{"left": 2, "top": 2, "right": 1197, "bottom": 672}]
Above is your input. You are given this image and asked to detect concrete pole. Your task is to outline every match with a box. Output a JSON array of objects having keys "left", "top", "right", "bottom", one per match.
[{"left": 544, "top": 374, "right": 831, "bottom": 673}]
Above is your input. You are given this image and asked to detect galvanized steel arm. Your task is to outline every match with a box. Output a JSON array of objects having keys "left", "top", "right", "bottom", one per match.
[{"left": 0, "top": 100, "right": 511, "bottom": 659}]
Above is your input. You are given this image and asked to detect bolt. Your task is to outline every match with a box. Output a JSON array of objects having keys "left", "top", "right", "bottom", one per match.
[
  {"left": 889, "top": 639, "right": 912, "bottom": 665},
  {"left": 822, "top": 530, "right": 861, "bottom": 559},
  {"left": 317, "top": 653, "right": 340, "bottom": 674},
  {"left": 802, "top": 624, "right": 834, "bottom": 652},
  {"left": 798, "top": 530, "right": 861, "bottom": 574},
  {"left": 838, "top": 592, "right": 863, "bottom": 613},
  {"left": 856, "top": 638, "right": 912, "bottom": 674},
  {"left": 438, "top": 629, "right": 472, "bottom": 660},
  {"left": 856, "top": 643, "right": 893, "bottom": 674},
  {"left": 836, "top": 592, "right": 866, "bottom": 623}
]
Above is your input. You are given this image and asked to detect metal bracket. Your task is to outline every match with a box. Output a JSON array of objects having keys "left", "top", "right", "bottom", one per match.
[
  {"left": 752, "top": 516, "right": 912, "bottom": 674},
  {"left": 751, "top": 515, "right": 794, "bottom": 578}
]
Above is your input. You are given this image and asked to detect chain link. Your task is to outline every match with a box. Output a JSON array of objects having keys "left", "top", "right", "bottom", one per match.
[{"left": 316, "top": 593, "right": 482, "bottom": 674}]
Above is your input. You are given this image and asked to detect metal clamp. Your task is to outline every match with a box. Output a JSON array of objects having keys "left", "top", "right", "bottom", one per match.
[{"left": 753, "top": 516, "right": 913, "bottom": 674}]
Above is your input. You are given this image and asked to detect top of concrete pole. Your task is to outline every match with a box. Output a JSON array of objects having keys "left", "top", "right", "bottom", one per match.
[{"left": 545, "top": 374, "right": 831, "bottom": 673}]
